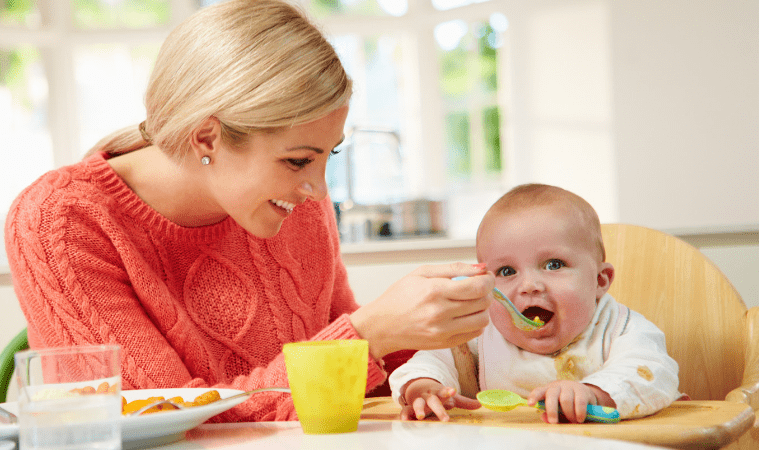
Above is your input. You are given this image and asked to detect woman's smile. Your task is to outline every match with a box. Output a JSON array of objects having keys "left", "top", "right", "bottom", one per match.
[{"left": 269, "top": 199, "right": 296, "bottom": 216}]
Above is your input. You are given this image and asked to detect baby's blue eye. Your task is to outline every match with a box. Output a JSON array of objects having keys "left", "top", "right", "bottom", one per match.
[
  {"left": 545, "top": 259, "right": 565, "bottom": 270},
  {"left": 496, "top": 266, "right": 516, "bottom": 277}
]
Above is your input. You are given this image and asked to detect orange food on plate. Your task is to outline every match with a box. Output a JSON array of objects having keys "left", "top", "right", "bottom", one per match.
[
  {"left": 191, "top": 390, "right": 221, "bottom": 406},
  {"left": 121, "top": 390, "right": 222, "bottom": 415},
  {"left": 69, "top": 381, "right": 119, "bottom": 396},
  {"left": 168, "top": 396, "right": 193, "bottom": 408}
]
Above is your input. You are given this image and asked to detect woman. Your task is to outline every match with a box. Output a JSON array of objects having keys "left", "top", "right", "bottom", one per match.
[{"left": 4, "top": 0, "right": 493, "bottom": 422}]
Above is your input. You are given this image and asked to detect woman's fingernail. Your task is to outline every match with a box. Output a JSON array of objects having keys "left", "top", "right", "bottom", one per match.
[{"left": 472, "top": 263, "right": 487, "bottom": 269}]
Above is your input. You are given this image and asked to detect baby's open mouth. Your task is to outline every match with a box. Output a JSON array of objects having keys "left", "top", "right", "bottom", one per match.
[{"left": 522, "top": 306, "right": 554, "bottom": 325}]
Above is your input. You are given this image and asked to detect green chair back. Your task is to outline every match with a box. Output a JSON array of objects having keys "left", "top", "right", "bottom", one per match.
[{"left": 0, "top": 328, "right": 28, "bottom": 403}]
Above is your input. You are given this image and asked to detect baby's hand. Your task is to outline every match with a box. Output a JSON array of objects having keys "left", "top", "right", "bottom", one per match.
[
  {"left": 528, "top": 381, "right": 611, "bottom": 424},
  {"left": 399, "top": 378, "right": 481, "bottom": 422}
]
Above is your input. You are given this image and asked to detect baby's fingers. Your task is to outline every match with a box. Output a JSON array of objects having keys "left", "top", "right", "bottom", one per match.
[
  {"left": 413, "top": 395, "right": 450, "bottom": 421},
  {"left": 452, "top": 393, "right": 482, "bottom": 410},
  {"left": 436, "top": 386, "right": 456, "bottom": 407},
  {"left": 400, "top": 404, "right": 417, "bottom": 421},
  {"left": 568, "top": 395, "right": 592, "bottom": 423},
  {"left": 412, "top": 395, "right": 448, "bottom": 420},
  {"left": 527, "top": 386, "right": 549, "bottom": 406}
]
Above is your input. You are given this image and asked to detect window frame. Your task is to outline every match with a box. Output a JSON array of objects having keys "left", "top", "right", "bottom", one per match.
[
  {"left": 0, "top": 0, "right": 197, "bottom": 168},
  {"left": 317, "top": 0, "right": 512, "bottom": 198}
]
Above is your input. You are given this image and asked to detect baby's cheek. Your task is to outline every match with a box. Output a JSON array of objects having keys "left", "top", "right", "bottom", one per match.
[{"left": 489, "top": 303, "right": 513, "bottom": 338}]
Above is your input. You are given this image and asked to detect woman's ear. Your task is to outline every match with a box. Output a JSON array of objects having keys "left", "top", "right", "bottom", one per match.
[
  {"left": 190, "top": 117, "right": 221, "bottom": 160},
  {"left": 596, "top": 262, "right": 615, "bottom": 299}
]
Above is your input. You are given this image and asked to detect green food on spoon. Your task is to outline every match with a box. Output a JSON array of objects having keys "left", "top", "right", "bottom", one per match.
[{"left": 452, "top": 276, "right": 544, "bottom": 331}]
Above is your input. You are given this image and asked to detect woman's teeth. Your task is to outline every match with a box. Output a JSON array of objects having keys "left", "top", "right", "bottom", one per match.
[{"left": 270, "top": 199, "right": 295, "bottom": 212}]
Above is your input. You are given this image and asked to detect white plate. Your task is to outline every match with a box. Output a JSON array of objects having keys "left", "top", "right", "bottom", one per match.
[{"left": 0, "top": 388, "right": 250, "bottom": 449}]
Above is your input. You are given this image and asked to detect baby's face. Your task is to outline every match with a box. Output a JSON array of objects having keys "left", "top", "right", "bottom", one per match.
[{"left": 479, "top": 204, "right": 609, "bottom": 355}]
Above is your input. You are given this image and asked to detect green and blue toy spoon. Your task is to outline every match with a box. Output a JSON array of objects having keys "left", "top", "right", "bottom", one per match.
[{"left": 476, "top": 389, "right": 621, "bottom": 424}]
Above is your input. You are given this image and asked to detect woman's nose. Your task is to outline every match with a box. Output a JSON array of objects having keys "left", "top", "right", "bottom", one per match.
[{"left": 297, "top": 177, "right": 328, "bottom": 201}]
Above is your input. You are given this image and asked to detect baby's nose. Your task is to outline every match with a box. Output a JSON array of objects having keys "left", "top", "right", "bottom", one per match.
[{"left": 519, "top": 271, "right": 545, "bottom": 294}]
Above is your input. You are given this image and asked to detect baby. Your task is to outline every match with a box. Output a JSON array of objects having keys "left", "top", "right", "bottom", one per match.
[{"left": 389, "top": 183, "right": 680, "bottom": 423}]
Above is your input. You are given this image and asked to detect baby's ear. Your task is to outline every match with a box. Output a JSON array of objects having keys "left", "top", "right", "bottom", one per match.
[{"left": 596, "top": 262, "right": 614, "bottom": 299}]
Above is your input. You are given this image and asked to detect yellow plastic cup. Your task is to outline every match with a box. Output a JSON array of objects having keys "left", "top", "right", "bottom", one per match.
[{"left": 283, "top": 339, "right": 368, "bottom": 434}]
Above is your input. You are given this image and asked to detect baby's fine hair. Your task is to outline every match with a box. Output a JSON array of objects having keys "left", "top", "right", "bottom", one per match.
[
  {"left": 478, "top": 183, "right": 606, "bottom": 262},
  {"left": 88, "top": 0, "right": 352, "bottom": 160}
]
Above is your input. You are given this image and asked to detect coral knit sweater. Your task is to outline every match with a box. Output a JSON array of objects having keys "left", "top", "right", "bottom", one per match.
[{"left": 4, "top": 152, "right": 387, "bottom": 422}]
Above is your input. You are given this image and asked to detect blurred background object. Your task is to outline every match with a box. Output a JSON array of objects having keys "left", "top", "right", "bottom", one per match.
[{"left": 0, "top": 0, "right": 757, "bottom": 308}]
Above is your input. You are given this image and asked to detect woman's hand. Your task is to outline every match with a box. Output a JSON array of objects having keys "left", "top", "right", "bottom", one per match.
[
  {"left": 349, "top": 262, "right": 494, "bottom": 359},
  {"left": 399, "top": 378, "right": 481, "bottom": 421},
  {"left": 527, "top": 381, "right": 615, "bottom": 424}
]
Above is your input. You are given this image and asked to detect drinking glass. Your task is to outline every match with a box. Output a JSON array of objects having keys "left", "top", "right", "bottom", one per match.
[
  {"left": 283, "top": 339, "right": 368, "bottom": 434},
  {"left": 14, "top": 345, "right": 121, "bottom": 450}
]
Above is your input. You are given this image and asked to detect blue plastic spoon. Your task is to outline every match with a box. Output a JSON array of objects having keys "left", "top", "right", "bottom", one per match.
[
  {"left": 476, "top": 389, "right": 621, "bottom": 424},
  {"left": 452, "top": 276, "right": 544, "bottom": 331}
]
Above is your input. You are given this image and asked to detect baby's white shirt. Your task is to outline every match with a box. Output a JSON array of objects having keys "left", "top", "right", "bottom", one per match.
[{"left": 389, "top": 294, "right": 681, "bottom": 418}]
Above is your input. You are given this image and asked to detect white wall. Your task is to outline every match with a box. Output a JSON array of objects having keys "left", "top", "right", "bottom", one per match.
[
  {"left": 495, "top": 0, "right": 758, "bottom": 232},
  {"left": 502, "top": 1, "right": 618, "bottom": 223},
  {"left": 0, "top": 283, "right": 25, "bottom": 348},
  {"left": 610, "top": 0, "right": 758, "bottom": 231}
]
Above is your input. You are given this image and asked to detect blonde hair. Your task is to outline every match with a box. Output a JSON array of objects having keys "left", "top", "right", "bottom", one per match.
[
  {"left": 87, "top": 0, "right": 352, "bottom": 159},
  {"left": 477, "top": 183, "right": 606, "bottom": 262}
]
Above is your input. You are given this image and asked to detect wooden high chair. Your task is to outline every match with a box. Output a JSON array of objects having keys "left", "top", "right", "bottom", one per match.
[
  {"left": 450, "top": 223, "right": 757, "bottom": 448},
  {"left": 600, "top": 223, "right": 758, "bottom": 448}
]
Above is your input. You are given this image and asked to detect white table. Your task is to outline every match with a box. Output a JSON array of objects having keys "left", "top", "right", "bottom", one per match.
[{"left": 154, "top": 420, "right": 668, "bottom": 450}]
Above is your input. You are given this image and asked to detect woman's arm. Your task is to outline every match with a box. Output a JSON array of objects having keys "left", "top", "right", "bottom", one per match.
[{"left": 350, "top": 265, "right": 494, "bottom": 360}]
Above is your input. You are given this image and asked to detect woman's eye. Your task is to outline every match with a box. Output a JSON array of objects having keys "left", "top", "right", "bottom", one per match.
[
  {"left": 330, "top": 147, "right": 342, "bottom": 156},
  {"left": 544, "top": 259, "right": 565, "bottom": 270},
  {"left": 496, "top": 266, "right": 516, "bottom": 277},
  {"left": 287, "top": 158, "right": 312, "bottom": 168}
]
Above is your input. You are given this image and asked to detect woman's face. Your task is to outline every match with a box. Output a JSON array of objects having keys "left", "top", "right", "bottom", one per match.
[
  {"left": 479, "top": 204, "right": 609, "bottom": 355},
  {"left": 206, "top": 105, "right": 348, "bottom": 238}
]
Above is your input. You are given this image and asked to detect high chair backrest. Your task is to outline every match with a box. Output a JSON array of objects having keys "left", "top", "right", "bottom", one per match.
[
  {"left": 601, "top": 224, "right": 758, "bottom": 403},
  {"left": 0, "top": 327, "right": 28, "bottom": 403}
]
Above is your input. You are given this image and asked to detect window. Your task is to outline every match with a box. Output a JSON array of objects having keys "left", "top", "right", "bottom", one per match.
[
  {"left": 437, "top": 14, "right": 507, "bottom": 183},
  {"left": 310, "top": 0, "right": 408, "bottom": 17},
  {"left": 317, "top": 0, "right": 510, "bottom": 241},
  {"left": 1, "top": 0, "right": 513, "bottom": 267},
  {"left": 0, "top": 0, "right": 189, "bottom": 270},
  {"left": 1, "top": 44, "right": 51, "bottom": 220}
]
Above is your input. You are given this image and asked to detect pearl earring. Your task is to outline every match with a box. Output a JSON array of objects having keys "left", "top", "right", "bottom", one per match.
[{"left": 201, "top": 156, "right": 211, "bottom": 165}]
